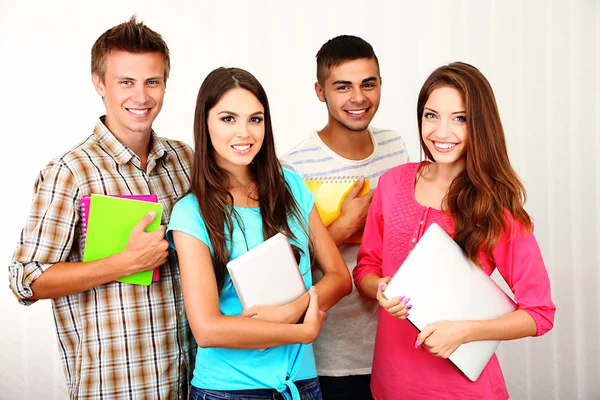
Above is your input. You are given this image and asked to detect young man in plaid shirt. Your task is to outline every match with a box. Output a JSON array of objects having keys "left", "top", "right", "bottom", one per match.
[{"left": 9, "top": 16, "right": 194, "bottom": 399}]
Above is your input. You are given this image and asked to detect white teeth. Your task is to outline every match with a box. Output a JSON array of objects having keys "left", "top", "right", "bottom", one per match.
[
  {"left": 232, "top": 145, "right": 251, "bottom": 151},
  {"left": 435, "top": 142, "right": 456, "bottom": 149},
  {"left": 129, "top": 109, "right": 149, "bottom": 115},
  {"left": 347, "top": 109, "right": 366, "bottom": 115}
]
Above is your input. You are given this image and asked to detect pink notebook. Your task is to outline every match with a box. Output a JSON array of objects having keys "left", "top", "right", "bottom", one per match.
[{"left": 81, "top": 194, "right": 160, "bottom": 282}]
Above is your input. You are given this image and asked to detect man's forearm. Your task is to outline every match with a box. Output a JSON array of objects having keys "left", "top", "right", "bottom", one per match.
[
  {"left": 29, "top": 254, "right": 131, "bottom": 299},
  {"left": 326, "top": 218, "right": 355, "bottom": 247}
]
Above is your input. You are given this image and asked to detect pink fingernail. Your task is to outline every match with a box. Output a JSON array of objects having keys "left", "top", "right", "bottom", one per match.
[
  {"left": 407, "top": 304, "right": 412, "bottom": 310},
  {"left": 379, "top": 284, "right": 384, "bottom": 290},
  {"left": 406, "top": 312, "right": 410, "bottom": 317},
  {"left": 414, "top": 340, "right": 419, "bottom": 348},
  {"left": 404, "top": 297, "right": 411, "bottom": 303},
  {"left": 397, "top": 295, "right": 405, "bottom": 302}
]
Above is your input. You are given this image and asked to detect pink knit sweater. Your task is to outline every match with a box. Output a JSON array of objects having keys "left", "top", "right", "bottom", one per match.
[{"left": 353, "top": 162, "right": 556, "bottom": 400}]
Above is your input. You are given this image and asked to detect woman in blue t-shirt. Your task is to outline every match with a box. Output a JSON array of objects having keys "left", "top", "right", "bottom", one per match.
[{"left": 167, "top": 67, "right": 352, "bottom": 400}]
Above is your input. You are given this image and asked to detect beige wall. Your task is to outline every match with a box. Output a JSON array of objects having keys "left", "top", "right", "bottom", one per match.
[{"left": 1, "top": 0, "right": 598, "bottom": 398}]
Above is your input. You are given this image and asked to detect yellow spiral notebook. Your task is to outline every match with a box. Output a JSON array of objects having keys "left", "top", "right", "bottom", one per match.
[{"left": 303, "top": 176, "right": 370, "bottom": 244}]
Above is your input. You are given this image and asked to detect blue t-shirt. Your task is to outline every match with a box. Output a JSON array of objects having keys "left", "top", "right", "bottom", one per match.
[{"left": 167, "top": 170, "right": 317, "bottom": 396}]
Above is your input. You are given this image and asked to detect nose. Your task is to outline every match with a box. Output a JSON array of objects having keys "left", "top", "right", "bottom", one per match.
[
  {"left": 436, "top": 118, "right": 452, "bottom": 139},
  {"left": 349, "top": 87, "right": 366, "bottom": 104},
  {"left": 134, "top": 84, "right": 150, "bottom": 104},
  {"left": 236, "top": 121, "right": 250, "bottom": 138}
]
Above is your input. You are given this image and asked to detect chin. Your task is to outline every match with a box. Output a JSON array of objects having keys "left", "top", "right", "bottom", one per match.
[
  {"left": 431, "top": 153, "right": 466, "bottom": 166},
  {"left": 128, "top": 126, "right": 151, "bottom": 134},
  {"left": 343, "top": 121, "right": 370, "bottom": 132},
  {"left": 230, "top": 158, "right": 255, "bottom": 167}
]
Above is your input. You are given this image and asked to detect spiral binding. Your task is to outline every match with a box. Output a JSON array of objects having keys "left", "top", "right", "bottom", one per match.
[
  {"left": 304, "top": 175, "right": 362, "bottom": 185},
  {"left": 81, "top": 199, "right": 89, "bottom": 240}
]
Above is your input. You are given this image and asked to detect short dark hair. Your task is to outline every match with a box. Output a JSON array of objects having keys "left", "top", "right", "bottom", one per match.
[
  {"left": 91, "top": 15, "right": 170, "bottom": 82},
  {"left": 316, "top": 35, "right": 379, "bottom": 83}
]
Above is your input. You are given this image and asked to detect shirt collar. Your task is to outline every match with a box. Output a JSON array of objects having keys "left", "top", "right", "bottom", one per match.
[{"left": 92, "top": 116, "right": 168, "bottom": 166}]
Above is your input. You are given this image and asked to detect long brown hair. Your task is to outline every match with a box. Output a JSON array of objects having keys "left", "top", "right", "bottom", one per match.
[
  {"left": 190, "top": 67, "right": 307, "bottom": 291},
  {"left": 417, "top": 62, "right": 531, "bottom": 268}
]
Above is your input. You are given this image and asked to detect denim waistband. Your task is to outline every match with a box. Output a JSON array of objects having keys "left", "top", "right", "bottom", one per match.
[{"left": 191, "top": 377, "right": 319, "bottom": 399}]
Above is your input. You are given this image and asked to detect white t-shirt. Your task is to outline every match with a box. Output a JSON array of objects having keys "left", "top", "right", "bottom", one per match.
[{"left": 280, "top": 126, "right": 410, "bottom": 376}]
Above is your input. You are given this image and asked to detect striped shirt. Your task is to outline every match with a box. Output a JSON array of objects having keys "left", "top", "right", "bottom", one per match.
[
  {"left": 8, "top": 117, "right": 195, "bottom": 399},
  {"left": 280, "top": 126, "right": 409, "bottom": 376},
  {"left": 280, "top": 127, "right": 408, "bottom": 186}
]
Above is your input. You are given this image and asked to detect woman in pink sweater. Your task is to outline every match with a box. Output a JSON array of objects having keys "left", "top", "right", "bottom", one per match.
[{"left": 353, "top": 62, "right": 556, "bottom": 400}]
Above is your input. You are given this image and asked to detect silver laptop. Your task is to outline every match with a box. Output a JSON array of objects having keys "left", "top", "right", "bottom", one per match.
[
  {"left": 226, "top": 232, "right": 307, "bottom": 310},
  {"left": 383, "top": 223, "right": 517, "bottom": 381}
]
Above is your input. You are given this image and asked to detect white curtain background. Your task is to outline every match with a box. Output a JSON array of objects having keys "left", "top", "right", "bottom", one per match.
[{"left": 0, "top": 0, "right": 597, "bottom": 399}]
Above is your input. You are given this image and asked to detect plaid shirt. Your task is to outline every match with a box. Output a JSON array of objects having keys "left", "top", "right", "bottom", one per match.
[{"left": 9, "top": 118, "right": 196, "bottom": 399}]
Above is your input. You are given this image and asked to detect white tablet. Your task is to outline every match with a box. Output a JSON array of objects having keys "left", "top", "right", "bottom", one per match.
[{"left": 226, "top": 232, "right": 307, "bottom": 309}]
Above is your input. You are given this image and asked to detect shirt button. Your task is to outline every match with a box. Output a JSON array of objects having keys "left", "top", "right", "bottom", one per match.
[
  {"left": 420, "top": 221, "right": 424, "bottom": 224},
  {"left": 412, "top": 238, "right": 416, "bottom": 243}
]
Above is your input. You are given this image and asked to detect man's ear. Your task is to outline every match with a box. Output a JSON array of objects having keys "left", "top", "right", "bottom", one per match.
[
  {"left": 314, "top": 82, "right": 326, "bottom": 103},
  {"left": 92, "top": 73, "right": 106, "bottom": 97}
]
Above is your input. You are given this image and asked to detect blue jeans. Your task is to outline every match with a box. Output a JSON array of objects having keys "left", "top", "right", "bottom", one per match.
[{"left": 190, "top": 377, "right": 322, "bottom": 400}]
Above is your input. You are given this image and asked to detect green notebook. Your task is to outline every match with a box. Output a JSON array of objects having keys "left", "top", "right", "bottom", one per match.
[{"left": 83, "top": 194, "right": 163, "bottom": 286}]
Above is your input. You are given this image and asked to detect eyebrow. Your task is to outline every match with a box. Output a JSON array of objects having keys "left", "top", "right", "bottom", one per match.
[
  {"left": 331, "top": 76, "right": 379, "bottom": 86},
  {"left": 217, "top": 111, "right": 265, "bottom": 117},
  {"left": 424, "top": 107, "right": 465, "bottom": 115},
  {"left": 114, "top": 76, "right": 164, "bottom": 81}
]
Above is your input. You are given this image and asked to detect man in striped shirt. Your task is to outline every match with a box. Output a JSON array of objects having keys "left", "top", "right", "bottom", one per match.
[
  {"left": 8, "top": 17, "right": 194, "bottom": 399},
  {"left": 280, "top": 35, "right": 409, "bottom": 400}
]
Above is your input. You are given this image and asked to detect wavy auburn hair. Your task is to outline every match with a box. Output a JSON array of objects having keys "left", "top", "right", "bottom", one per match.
[
  {"left": 190, "top": 67, "right": 307, "bottom": 292},
  {"left": 417, "top": 62, "right": 531, "bottom": 268}
]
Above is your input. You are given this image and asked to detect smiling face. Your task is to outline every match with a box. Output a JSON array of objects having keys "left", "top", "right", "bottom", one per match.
[
  {"left": 92, "top": 50, "right": 166, "bottom": 139},
  {"left": 207, "top": 87, "right": 265, "bottom": 174},
  {"left": 421, "top": 86, "right": 468, "bottom": 167},
  {"left": 315, "top": 57, "right": 381, "bottom": 133}
]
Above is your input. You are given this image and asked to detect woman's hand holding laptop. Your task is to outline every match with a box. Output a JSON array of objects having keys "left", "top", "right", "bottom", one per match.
[
  {"left": 415, "top": 320, "right": 471, "bottom": 359},
  {"left": 241, "top": 287, "right": 327, "bottom": 344},
  {"left": 376, "top": 276, "right": 412, "bottom": 319},
  {"left": 376, "top": 272, "right": 466, "bottom": 360},
  {"left": 240, "top": 290, "right": 311, "bottom": 324}
]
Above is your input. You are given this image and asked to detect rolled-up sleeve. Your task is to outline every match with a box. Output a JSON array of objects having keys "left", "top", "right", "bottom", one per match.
[
  {"left": 494, "top": 219, "right": 556, "bottom": 336},
  {"left": 353, "top": 181, "right": 385, "bottom": 300},
  {"left": 9, "top": 159, "right": 79, "bottom": 305}
]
